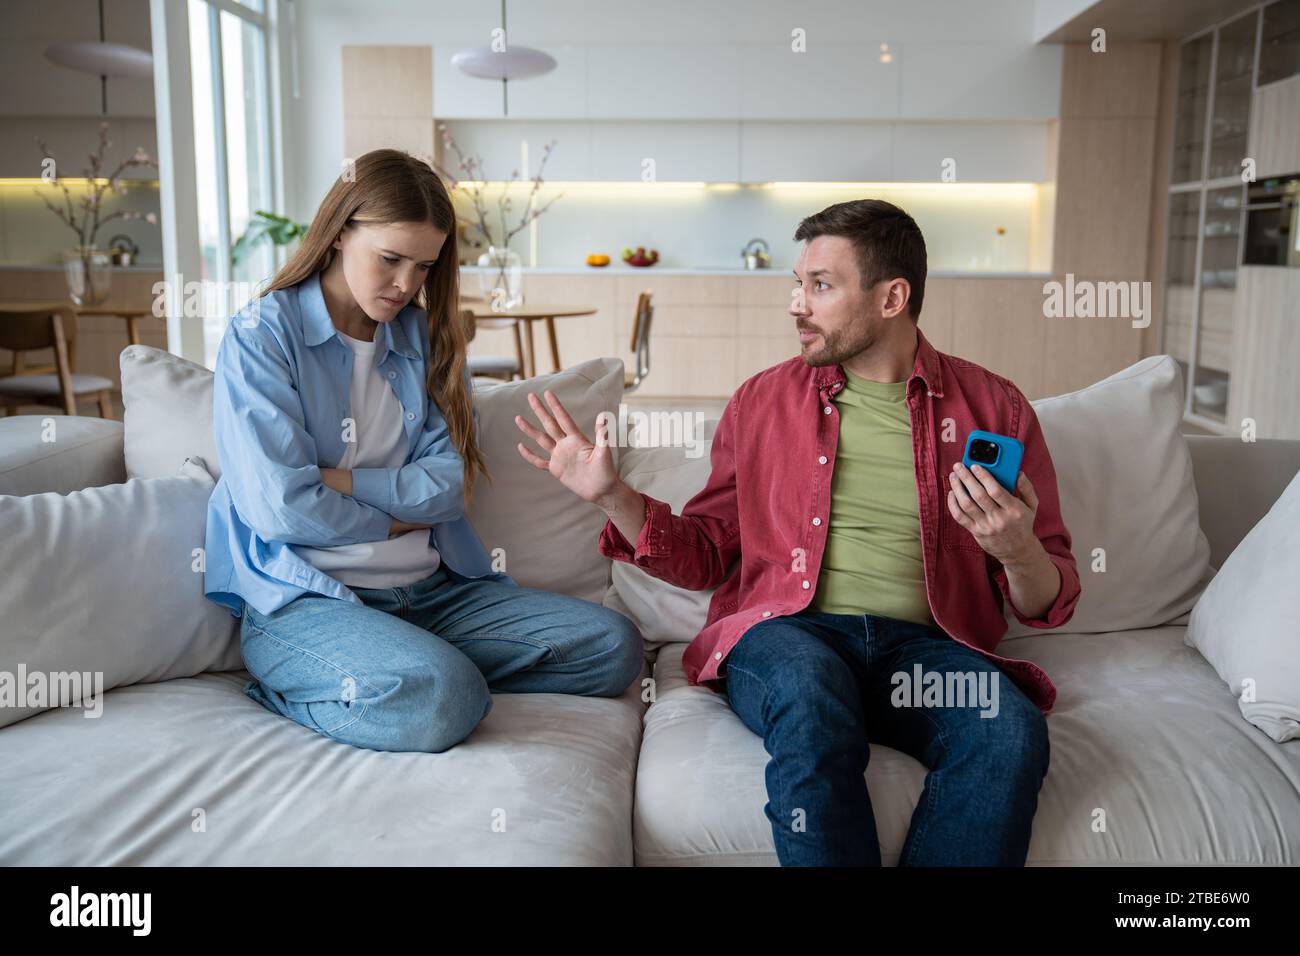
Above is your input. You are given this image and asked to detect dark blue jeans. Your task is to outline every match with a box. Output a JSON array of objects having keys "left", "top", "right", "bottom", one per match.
[{"left": 722, "top": 610, "right": 1050, "bottom": 866}]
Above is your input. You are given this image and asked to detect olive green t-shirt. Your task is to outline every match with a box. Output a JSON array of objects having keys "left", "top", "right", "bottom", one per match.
[{"left": 808, "top": 367, "right": 935, "bottom": 627}]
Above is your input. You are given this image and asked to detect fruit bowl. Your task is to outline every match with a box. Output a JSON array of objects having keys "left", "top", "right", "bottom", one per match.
[{"left": 621, "top": 246, "right": 659, "bottom": 268}]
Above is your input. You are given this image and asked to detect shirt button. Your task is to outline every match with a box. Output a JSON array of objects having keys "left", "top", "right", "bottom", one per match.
[
  {"left": 714, "top": 651, "right": 722, "bottom": 660},
  {"left": 802, "top": 580, "right": 810, "bottom": 589},
  {"left": 406, "top": 411, "right": 416, "bottom": 421},
  {"left": 823, "top": 406, "right": 832, "bottom": 414},
  {"left": 761, "top": 610, "right": 772, "bottom": 618},
  {"left": 388, "top": 371, "right": 397, "bottom": 379},
  {"left": 812, "top": 517, "right": 822, "bottom": 526},
  {"left": 818, "top": 455, "right": 827, "bottom": 464}
]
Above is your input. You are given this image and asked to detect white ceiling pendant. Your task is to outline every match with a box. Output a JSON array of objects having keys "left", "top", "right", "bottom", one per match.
[
  {"left": 450, "top": 0, "right": 555, "bottom": 115},
  {"left": 43, "top": 0, "right": 153, "bottom": 115},
  {"left": 44, "top": 41, "right": 153, "bottom": 80},
  {"left": 450, "top": 45, "right": 556, "bottom": 81}
]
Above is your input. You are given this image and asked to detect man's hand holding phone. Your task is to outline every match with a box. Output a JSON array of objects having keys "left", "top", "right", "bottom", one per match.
[
  {"left": 949, "top": 429, "right": 1062, "bottom": 620},
  {"left": 947, "top": 461, "right": 1041, "bottom": 566}
]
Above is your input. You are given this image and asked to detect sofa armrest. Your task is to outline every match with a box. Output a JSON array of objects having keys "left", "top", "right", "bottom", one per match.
[
  {"left": 0, "top": 416, "right": 126, "bottom": 496},
  {"left": 1187, "top": 435, "right": 1300, "bottom": 569}
]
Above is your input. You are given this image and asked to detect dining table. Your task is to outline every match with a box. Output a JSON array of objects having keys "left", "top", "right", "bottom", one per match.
[
  {"left": 461, "top": 300, "right": 598, "bottom": 378},
  {"left": 1, "top": 298, "right": 160, "bottom": 374}
]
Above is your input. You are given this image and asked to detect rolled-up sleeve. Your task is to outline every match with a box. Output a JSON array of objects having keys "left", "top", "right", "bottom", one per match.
[
  {"left": 991, "top": 386, "right": 1082, "bottom": 628},
  {"left": 213, "top": 321, "right": 392, "bottom": 547},
  {"left": 596, "top": 391, "right": 742, "bottom": 592}
]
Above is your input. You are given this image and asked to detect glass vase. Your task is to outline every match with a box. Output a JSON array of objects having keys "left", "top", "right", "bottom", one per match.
[
  {"left": 63, "top": 246, "right": 113, "bottom": 306},
  {"left": 476, "top": 244, "right": 523, "bottom": 311}
]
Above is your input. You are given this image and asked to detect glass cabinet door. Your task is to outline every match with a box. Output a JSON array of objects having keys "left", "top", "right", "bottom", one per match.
[
  {"left": 1208, "top": 13, "right": 1257, "bottom": 181},
  {"left": 1259, "top": 0, "right": 1300, "bottom": 86},
  {"left": 1163, "top": 191, "right": 1202, "bottom": 381},
  {"left": 1192, "top": 185, "right": 1244, "bottom": 421},
  {"left": 1164, "top": 9, "right": 1263, "bottom": 431},
  {"left": 1172, "top": 35, "right": 1215, "bottom": 184}
]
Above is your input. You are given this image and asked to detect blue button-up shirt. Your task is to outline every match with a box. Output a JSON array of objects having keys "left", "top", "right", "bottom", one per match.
[{"left": 204, "top": 270, "right": 513, "bottom": 619}]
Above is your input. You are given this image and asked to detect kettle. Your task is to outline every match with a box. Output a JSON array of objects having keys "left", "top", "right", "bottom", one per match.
[
  {"left": 741, "top": 238, "right": 771, "bottom": 270},
  {"left": 108, "top": 234, "right": 139, "bottom": 267}
]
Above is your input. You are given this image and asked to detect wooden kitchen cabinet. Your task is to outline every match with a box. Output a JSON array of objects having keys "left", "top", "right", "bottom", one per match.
[{"left": 464, "top": 270, "right": 1144, "bottom": 403}]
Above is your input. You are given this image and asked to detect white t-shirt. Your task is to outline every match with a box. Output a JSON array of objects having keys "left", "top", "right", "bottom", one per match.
[{"left": 295, "top": 328, "right": 442, "bottom": 588}]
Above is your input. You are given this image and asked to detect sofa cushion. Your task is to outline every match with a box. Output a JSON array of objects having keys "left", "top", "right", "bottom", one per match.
[
  {"left": 120, "top": 344, "right": 217, "bottom": 480},
  {"left": 0, "top": 415, "right": 125, "bottom": 496},
  {"left": 1188, "top": 467, "right": 1300, "bottom": 742},
  {"left": 0, "top": 458, "right": 241, "bottom": 729},
  {"left": 604, "top": 441, "right": 716, "bottom": 654},
  {"left": 119, "top": 343, "right": 621, "bottom": 605},
  {"left": 1004, "top": 355, "right": 1212, "bottom": 636},
  {"left": 0, "top": 658, "right": 648, "bottom": 864},
  {"left": 467, "top": 359, "right": 623, "bottom": 604},
  {"left": 633, "top": 630, "right": 1300, "bottom": 865}
]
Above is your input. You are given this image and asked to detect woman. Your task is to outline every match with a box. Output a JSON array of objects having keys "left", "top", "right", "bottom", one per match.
[{"left": 203, "top": 149, "right": 643, "bottom": 753}]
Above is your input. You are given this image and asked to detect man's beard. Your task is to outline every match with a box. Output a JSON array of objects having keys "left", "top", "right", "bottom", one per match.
[{"left": 800, "top": 320, "right": 875, "bottom": 367}]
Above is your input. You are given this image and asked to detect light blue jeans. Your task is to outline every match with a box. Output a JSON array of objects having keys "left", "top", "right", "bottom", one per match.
[{"left": 239, "top": 562, "right": 644, "bottom": 753}]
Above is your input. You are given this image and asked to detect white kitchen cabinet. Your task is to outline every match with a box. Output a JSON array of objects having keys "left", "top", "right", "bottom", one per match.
[
  {"left": 433, "top": 37, "right": 1063, "bottom": 123},
  {"left": 438, "top": 121, "right": 592, "bottom": 180},
  {"left": 589, "top": 123, "right": 740, "bottom": 182},
  {"left": 502, "top": 45, "right": 589, "bottom": 119},
  {"left": 585, "top": 44, "right": 744, "bottom": 119},
  {"left": 890, "top": 122, "right": 1053, "bottom": 181},
  {"left": 433, "top": 43, "right": 506, "bottom": 118},
  {"left": 739, "top": 43, "right": 900, "bottom": 120},
  {"left": 739, "top": 122, "right": 893, "bottom": 182},
  {"left": 901, "top": 43, "right": 1061, "bottom": 119}
]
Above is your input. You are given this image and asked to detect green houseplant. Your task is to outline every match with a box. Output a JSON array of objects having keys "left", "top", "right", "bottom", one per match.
[{"left": 231, "top": 210, "right": 309, "bottom": 269}]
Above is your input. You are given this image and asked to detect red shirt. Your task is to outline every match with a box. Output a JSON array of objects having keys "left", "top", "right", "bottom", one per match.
[{"left": 596, "top": 327, "right": 1081, "bottom": 714}]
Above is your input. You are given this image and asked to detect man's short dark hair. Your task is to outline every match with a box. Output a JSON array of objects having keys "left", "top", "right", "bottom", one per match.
[{"left": 793, "top": 199, "right": 927, "bottom": 321}]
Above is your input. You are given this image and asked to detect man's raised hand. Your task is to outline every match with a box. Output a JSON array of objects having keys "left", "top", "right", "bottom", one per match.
[{"left": 515, "top": 390, "right": 617, "bottom": 504}]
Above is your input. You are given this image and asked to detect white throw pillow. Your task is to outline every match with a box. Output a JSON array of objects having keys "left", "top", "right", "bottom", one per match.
[
  {"left": 120, "top": 344, "right": 219, "bottom": 480},
  {"left": 0, "top": 458, "right": 241, "bottom": 729},
  {"left": 1187, "top": 468, "right": 1300, "bottom": 742},
  {"left": 1002, "top": 355, "right": 1213, "bottom": 637},
  {"left": 467, "top": 359, "right": 624, "bottom": 604},
  {"left": 602, "top": 440, "right": 717, "bottom": 653},
  {"left": 120, "top": 341, "right": 625, "bottom": 604}
]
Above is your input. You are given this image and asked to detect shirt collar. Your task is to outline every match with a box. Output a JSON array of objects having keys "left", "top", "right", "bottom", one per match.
[
  {"left": 810, "top": 325, "right": 944, "bottom": 397},
  {"left": 298, "top": 270, "right": 420, "bottom": 360}
]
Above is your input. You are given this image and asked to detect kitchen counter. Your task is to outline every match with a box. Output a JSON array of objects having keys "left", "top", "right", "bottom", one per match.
[
  {"left": 0, "top": 263, "right": 164, "bottom": 273},
  {"left": 460, "top": 265, "right": 1050, "bottom": 278},
  {"left": 0, "top": 262, "right": 1048, "bottom": 279}
]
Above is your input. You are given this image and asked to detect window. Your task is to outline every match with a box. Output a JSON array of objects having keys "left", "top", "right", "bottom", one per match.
[{"left": 187, "top": 0, "right": 278, "bottom": 365}]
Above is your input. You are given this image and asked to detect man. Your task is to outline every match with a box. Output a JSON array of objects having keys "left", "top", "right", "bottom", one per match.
[{"left": 514, "top": 199, "right": 1080, "bottom": 866}]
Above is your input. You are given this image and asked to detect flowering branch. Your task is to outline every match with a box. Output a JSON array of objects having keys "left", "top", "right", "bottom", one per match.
[
  {"left": 432, "top": 124, "right": 564, "bottom": 249},
  {"left": 34, "top": 121, "right": 158, "bottom": 250}
]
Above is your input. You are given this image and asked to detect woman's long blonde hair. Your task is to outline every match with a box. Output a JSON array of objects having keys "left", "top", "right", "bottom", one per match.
[{"left": 263, "top": 148, "right": 489, "bottom": 503}]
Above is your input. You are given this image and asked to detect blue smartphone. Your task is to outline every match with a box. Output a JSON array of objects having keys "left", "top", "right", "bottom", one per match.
[{"left": 961, "top": 430, "right": 1024, "bottom": 494}]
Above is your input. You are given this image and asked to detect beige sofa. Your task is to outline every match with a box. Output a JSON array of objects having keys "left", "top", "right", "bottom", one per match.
[{"left": 0, "top": 347, "right": 1296, "bottom": 865}]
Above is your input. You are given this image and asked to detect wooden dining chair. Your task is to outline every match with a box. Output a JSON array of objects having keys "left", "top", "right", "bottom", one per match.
[
  {"left": 0, "top": 304, "right": 114, "bottom": 417},
  {"left": 625, "top": 292, "right": 654, "bottom": 392},
  {"left": 461, "top": 306, "right": 524, "bottom": 382}
]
